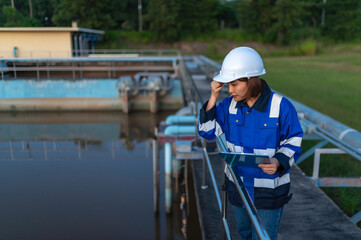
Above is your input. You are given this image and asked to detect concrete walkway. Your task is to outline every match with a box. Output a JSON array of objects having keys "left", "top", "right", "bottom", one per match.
[{"left": 192, "top": 150, "right": 361, "bottom": 240}]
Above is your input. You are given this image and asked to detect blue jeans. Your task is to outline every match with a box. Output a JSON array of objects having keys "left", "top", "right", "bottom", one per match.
[{"left": 232, "top": 205, "right": 283, "bottom": 240}]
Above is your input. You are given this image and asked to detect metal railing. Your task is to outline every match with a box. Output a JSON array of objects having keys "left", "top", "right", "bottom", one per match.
[
  {"left": 0, "top": 49, "right": 181, "bottom": 81},
  {"left": 179, "top": 56, "right": 271, "bottom": 239},
  {"left": 0, "top": 49, "right": 180, "bottom": 58}
]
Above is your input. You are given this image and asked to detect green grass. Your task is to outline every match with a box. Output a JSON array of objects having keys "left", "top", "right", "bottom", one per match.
[
  {"left": 264, "top": 51, "right": 361, "bottom": 227},
  {"left": 264, "top": 52, "right": 361, "bottom": 131}
]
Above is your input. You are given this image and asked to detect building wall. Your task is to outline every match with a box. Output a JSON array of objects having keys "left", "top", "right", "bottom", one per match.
[{"left": 0, "top": 32, "right": 72, "bottom": 58}]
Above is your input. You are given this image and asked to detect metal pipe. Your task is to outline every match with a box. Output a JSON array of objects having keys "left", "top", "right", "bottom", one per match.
[
  {"left": 164, "top": 125, "right": 195, "bottom": 135},
  {"left": 203, "top": 148, "right": 223, "bottom": 213},
  {"left": 203, "top": 147, "right": 231, "bottom": 240},
  {"left": 351, "top": 211, "right": 361, "bottom": 224},
  {"left": 1, "top": 61, "right": 4, "bottom": 80},
  {"left": 165, "top": 115, "right": 196, "bottom": 125},
  {"left": 165, "top": 142, "right": 172, "bottom": 214},
  {"left": 153, "top": 128, "right": 159, "bottom": 214},
  {"left": 217, "top": 135, "right": 228, "bottom": 152},
  {"left": 221, "top": 159, "right": 228, "bottom": 240},
  {"left": 313, "top": 148, "right": 346, "bottom": 179},
  {"left": 313, "top": 127, "right": 361, "bottom": 161},
  {"left": 164, "top": 125, "right": 195, "bottom": 214},
  {"left": 201, "top": 140, "right": 208, "bottom": 189},
  {"left": 297, "top": 140, "right": 328, "bottom": 164},
  {"left": 290, "top": 98, "right": 361, "bottom": 151}
]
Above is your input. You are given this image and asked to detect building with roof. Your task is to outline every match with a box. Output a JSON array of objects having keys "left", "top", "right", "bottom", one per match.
[{"left": 0, "top": 22, "right": 104, "bottom": 58}]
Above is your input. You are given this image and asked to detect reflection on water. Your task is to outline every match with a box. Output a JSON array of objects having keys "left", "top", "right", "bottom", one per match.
[{"left": 0, "top": 111, "right": 199, "bottom": 240}]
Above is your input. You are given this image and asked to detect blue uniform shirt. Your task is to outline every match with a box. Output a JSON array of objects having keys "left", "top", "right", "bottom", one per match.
[{"left": 198, "top": 80, "right": 303, "bottom": 209}]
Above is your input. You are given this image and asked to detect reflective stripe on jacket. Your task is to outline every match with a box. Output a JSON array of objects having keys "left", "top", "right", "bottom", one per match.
[{"left": 198, "top": 81, "right": 303, "bottom": 209}]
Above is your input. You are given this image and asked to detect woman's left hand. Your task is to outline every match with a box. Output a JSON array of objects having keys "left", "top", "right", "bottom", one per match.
[{"left": 258, "top": 158, "right": 280, "bottom": 175}]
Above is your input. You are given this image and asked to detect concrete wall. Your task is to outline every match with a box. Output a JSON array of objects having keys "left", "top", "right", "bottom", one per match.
[
  {"left": 0, "top": 79, "right": 119, "bottom": 98},
  {"left": 0, "top": 32, "right": 72, "bottom": 58},
  {"left": 0, "top": 79, "right": 183, "bottom": 112}
]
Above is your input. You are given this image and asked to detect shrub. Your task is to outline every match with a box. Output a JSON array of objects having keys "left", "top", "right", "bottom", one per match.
[
  {"left": 290, "top": 39, "right": 318, "bottom": 56},
  {"left": 299, "top": 40, "right": 317, "bottom": 55}
]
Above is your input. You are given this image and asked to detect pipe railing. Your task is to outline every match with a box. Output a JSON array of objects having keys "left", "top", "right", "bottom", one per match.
[
  {"left": 0, "top": 49, "right": 180, "bottom": 58},
  {"left": 179, "top": 55, "right": 271, "bottom": 239},
  {"left": 0, "top": 54, "right": 179, "bottom": 80}
]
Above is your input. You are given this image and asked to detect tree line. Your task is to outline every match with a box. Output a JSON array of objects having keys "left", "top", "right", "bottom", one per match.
[{"left": 1, "top": 0, "right": 360, "bottom": 44}]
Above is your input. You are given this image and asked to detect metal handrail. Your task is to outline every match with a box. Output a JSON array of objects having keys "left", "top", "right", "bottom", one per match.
[
  {"left": 179, "top": 55, "right": 271, "bottom": 239},
  {"left": 216, "top": 135, "right": 271, "bottom": 240},
  {"left": 0, "top": 54, "right": 179, "bottom": 81},
  {"left": 0, "top": 49, "right": 180, "bottom": 58}
]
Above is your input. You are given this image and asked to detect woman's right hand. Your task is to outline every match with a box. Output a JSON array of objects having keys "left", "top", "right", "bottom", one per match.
[
  {"left": 206, "top": 81, "right": 224, "bottom": 111},
  {"left": 210, "top": 81, "right": 224, "bottom": 100}
]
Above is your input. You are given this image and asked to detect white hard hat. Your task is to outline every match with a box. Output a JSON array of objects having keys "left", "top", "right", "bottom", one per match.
[{"left": 213, "top": 47, "right": 266, "bottom": 83}]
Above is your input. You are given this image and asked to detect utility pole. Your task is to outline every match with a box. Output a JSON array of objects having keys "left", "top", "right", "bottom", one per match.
[
  {"left": 138, "top": 0, "right": 143, "bottom": 32},
  {"left": 11, "top": 0, "right": 14, "bottom": 8},
  {"left": 321, "top": 0, "right": 326, "bottom": 26},
  {"left": 29, "top": 0, "right": 33, "bottom": 18}
]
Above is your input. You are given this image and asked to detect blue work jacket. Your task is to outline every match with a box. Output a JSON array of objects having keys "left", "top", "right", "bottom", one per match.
[{"left": 198, "top": 81, "right": 303, "bottom": 209}]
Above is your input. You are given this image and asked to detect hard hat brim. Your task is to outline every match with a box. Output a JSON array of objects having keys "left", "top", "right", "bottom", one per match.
[{"left": 213, "top": 74, "right": 236, "bottom": 83}]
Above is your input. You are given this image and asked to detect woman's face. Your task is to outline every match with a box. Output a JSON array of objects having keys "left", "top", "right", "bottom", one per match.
[{"left": 228, "top": 80, "right": 248, "bottom": 101}]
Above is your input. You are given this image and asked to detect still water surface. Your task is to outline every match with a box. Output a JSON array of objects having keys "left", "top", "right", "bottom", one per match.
[{"left": 0, "top": 112, "right": 198, "bottom": 240}]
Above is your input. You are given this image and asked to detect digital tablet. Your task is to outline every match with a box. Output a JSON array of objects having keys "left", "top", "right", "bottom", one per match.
[{"left": 218, "top": 152, "right": 269, "bottom": 168}]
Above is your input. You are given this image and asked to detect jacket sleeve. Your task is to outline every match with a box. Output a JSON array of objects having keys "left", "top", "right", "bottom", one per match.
[
  {"left": 198, "top": 100, "right": 226, "bottom": 141},
  {"left": 273, "top": 98, "right": 303, "bottom": 177}
]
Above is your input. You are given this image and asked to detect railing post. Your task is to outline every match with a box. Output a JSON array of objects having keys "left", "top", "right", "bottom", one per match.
[
  {"left": 201, "top": 139, "right": 208, "bottom": 189},
  {"left": 77, "top": 140, "right": 81, "bottom": 159},
  {"left": 46, "top": 60, "right": 50, "bottom": 79},
  {"left": 1, "top": 61, "right": 4, "bottom": 80},
  {"left": 13, "top": 60, "right": 17, "bottom": 79},
  {"left": 36, "top": 61, "right": 40, "bottom": 80},
  {"left": 153, "top": 127, "right": 160, "bottom": 214},
  {"left": 43, "top": 141, "right": 48, "bottom": 160},
  {"left": 9, "top": 141, "right": 14, "bottom": 160},
  {"left": 221, "top": 160, "right": 228, "bottom": 240}
]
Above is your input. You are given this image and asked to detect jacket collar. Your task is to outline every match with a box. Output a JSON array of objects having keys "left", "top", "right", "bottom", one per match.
[{"left": 235, "top": 79, "right": 271, "bottom": 112}]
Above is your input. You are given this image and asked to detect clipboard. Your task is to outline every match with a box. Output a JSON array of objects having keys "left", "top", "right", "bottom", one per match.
[{"left": 219, "top": 152, "right": 269, "bottom": 168}]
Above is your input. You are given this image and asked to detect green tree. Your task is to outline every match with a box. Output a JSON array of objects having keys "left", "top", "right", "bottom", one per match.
[
  {"left": 32, "top": 0, "right": 60, "bottom": 26},
  {"left": 111, "top": 0, "right": 149, "bottom": 31},
  {"left": 179, "top": 0, "right": 218, "bottom": 36},
  {"left": 270, "top": 0, "right": 305, "bottom": 44},
  {"left": 0, "top": 5, "right": 41, "bottom": 27},
  {"left": 147, "top": 0, "right": 180, "bottom": 41},
  {"left": 238, "top": 0, "right": 276, "bottom": 36},
  {"left": 216, "top": 1, "right": 238, "bottom": 29},
  {"left": 322, "top": 0, "right": 361, "bottom": 40},
  {"left": 52, "top": 0, "right": 114, "bottom": 29}
]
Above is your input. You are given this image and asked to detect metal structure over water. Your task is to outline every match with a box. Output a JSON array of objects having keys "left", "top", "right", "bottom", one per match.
[{"left": 0, "top": 50, "right": 183, "bottom": 113}]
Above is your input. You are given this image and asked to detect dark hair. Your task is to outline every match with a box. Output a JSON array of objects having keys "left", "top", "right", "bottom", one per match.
[{"left": 238, "top": 77, "right": 264, "bottom": 102}]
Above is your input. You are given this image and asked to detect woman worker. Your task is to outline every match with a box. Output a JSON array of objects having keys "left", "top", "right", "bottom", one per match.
[{"left": 198, "top": 47, "right": 303, "bottom": 240}]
